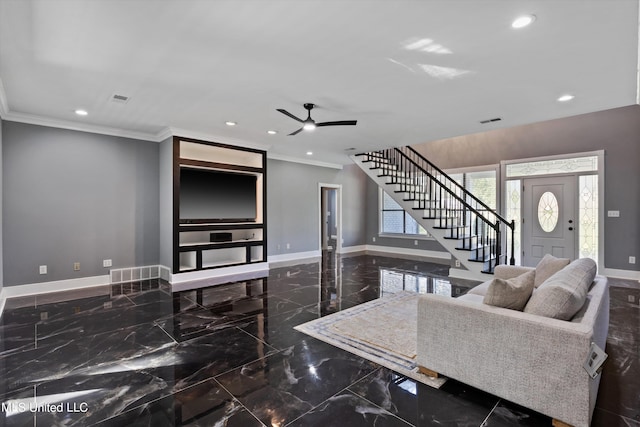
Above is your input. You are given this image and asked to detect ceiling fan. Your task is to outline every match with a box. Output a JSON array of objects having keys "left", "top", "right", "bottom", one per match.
[{"left": 276, "top": 103, "right": 357, "bottom": 136}]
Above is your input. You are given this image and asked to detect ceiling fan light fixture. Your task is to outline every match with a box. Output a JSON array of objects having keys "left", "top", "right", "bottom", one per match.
[
  {"left": 557, "top": 94, "right": 575, "bottom": 102},
  {"left": 512, "top": 14, "right": 535, "bottom": 29},
  {"left": 276, "top": 103, "right": 356, "bottom": 136}
]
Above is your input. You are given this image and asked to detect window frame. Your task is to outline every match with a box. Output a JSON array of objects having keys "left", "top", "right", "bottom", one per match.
[{"left": 378, "top": 189, "right": 432, "bottom": 239}]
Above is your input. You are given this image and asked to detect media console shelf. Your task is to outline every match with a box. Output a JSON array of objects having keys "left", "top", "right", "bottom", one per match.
[{"left": 172, "top": 137, "right": 267, "bottom": 274}]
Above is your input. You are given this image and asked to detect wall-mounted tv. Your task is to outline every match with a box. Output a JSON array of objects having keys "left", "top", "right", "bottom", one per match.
[{"left": 179, "top": 167, "right": 257, "bottom": 223}]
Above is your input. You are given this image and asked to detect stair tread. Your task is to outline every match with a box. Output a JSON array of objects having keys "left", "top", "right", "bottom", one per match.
[{"left": 355, "top": 150, "right": 512, "bottom": 278}]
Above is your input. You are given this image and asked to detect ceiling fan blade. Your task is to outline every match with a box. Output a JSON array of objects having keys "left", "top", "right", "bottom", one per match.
[
  {"left": 316, "top": 120, "right": 358, "bottom": 127},
  {"left": 288, "top": 127, "right": 304, "bottom": 136},
  {"left": 277, "top": 109, "right": 304, "bottom": 123}
]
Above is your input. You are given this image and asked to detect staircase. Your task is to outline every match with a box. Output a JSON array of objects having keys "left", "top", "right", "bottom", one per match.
[{"left": 352, "top": 147, "right": 515, "bottom": 278}]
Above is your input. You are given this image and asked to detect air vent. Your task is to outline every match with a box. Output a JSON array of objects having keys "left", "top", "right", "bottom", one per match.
[
  {"left": 111, "top": 94, "right": 130, "bottom": 104},
  {"left": 480, "top": 117, "right": 502, "bottom": 124}
]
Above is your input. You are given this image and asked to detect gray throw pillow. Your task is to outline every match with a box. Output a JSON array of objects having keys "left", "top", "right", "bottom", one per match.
[
  {"left": 534, "top": 254, "right": 570, "bottom": 288},
  {"left": 524, "top": 258, "right": 597, "bottom": 320},
  {"left": 483, "top": 270, "right": 535, "bottom": 311}
]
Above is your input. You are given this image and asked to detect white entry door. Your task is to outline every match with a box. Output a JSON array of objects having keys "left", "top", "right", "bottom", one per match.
[{"left": 522, "top": 176, "right": 577, "bottom": 266}]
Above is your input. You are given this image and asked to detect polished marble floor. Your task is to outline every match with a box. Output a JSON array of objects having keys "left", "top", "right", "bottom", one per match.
[{"left": 0, "top": 254, "right": 638, "bottom": 426}]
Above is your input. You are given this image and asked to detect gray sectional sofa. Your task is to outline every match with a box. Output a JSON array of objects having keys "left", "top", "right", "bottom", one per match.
[{"left": 416, "top": 257, "right": 609, "bottom": 427}]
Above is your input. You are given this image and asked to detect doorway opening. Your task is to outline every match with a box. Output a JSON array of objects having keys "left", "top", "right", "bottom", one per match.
[
  {"left": 319, "top": 184, "right": 342, "bottom": 253},
  {"left": 502, "top": 151, "right": 603, "bottom": 268}
]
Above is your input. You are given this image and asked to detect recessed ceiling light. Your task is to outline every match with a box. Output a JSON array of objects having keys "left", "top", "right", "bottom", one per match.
[
  {"left": 512, "top": 15, "right": 536, "bottom": 29},
  {"left": 74, "top": 109, "right": 88, "bottom": 116},
  {"left": 267, "top": 130, "right": 277, "bottom": 135},
  {"left": 225, "top": 121, "right": 237, "bottom": 126},
  {"left": 306, "top": 151, "right": 313, "bottom": 156},
  {"left": 557, "top": 94, "right": 575, "bottom": 102}
]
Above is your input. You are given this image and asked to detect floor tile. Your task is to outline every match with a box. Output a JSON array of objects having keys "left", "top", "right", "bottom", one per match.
[
  {"left": 96, "top": 379, "right": 263, "bottom": 427},
  {"left": 287, "top": 391, "right": 412, "bottom": 427},
  {"left": 0, "top": 254, "right": 636, "bottom": 427},
  {"left": 216, "top": 339, "right": 378, "bottom": 426},
  {"left": 592, "top": 407, "right": 640, "bottom": 427},
  {"left": 482, "top": 400, "right": 551, "bottom": 426}
]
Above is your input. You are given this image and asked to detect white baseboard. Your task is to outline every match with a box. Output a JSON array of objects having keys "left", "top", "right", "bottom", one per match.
[
  {"left": 364, "top": 245, "right": 451, "bottom": 263},
  {"left": 170, "top": 262, "right": 270, "bottom": 286},
  {"left": 1, "top": 275, "right": 111, "bottom": 299},
  {"left": 268, "top": 250, "right": 321, "bottom": 265},
  {"left": 601, "top": 267, "right": 640, "bottom": 283},
  {"left": 0, "top": 288, "right": 6, "bottom": 318},
  {"left": 447, "top": 268, "right": 486, "bottom": 282},
  {"left": 340, "top": 245, "right": 367, "bottom": 254}
]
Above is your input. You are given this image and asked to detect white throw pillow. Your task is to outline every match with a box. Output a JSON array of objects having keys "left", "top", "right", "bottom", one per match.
[
  {"left": 524, "top": 258, "right": 596, "bottom": 320},
  {"left": 483, "top": 270, "right": 535, "bottom": 311},
  {"left": 534, "top": 254, "right": 570, "bottom": 288}
]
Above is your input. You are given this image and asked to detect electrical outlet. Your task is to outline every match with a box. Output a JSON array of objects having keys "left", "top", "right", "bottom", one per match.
[
  {"left": 73, "top": 262, "right": 80, "bottom": 271},
  {"left": 455, "top": 260, "right": 461, "bottom": 267},
  {"left": 628, "top": 295, "right": 636, "bottom": 303},
  {"left": 103, "top": 259, "right": 112, "bottom": 268},
  {"left": 630, "top": 256, "right": 636, "bottom": 264},
  {"left": 414, "top": 240, "right": 418, "bottom": 246},
  {"left": 39, "top": 265, "right": 47, "bottom": 275},
  {"left": 286, "top": 243, "right": 290, "bottom": 249},
  {"left": 607, "top": 210, "right": 620, "bottom": 217},
  {"left": 372, "top": 237, "right": 376, "bottom": 242}
]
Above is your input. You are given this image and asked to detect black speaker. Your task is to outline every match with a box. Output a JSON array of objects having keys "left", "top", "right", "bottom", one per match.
[{"left": 210, "top": 232, "right": 233, "bottom": 242}]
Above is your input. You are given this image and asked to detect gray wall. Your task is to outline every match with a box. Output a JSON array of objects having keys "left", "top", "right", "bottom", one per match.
[
  {"left": 2, "top": 122, "right": 160, "bottom": 286},
  {"left": 267, "top": 160, "right": 367, "bottom": 256},
  {"left": 159, "top": 136, "right": 173, "bottom": 268},
  {"left": 412, "top": 105, "right": 640, "bottom": 271}
]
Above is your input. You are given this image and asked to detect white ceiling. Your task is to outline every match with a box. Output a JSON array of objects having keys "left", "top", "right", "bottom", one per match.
[{"left": 0, "top": 0, "right": 638, "bottom": 166}]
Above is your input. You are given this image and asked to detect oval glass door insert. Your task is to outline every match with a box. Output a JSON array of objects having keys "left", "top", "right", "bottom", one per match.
[{"left": 537, "top": 191, "right": 559, "bottom": 232}]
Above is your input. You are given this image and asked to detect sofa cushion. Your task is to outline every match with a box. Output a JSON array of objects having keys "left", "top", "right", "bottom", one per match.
[
  {"left": 534, "top": 254, "right": 570, "bottom": 288},
  {"left": 524, "top": 258, "right": 597, "bottom": 320},
  {"left": 483, "top": 270, "right": 535, "bottom": 311},
  {"left": 467, "top": 280, "right": 491, "bottom": 296},
  {"left": 457, "top": 293, "right": 485, "bottom": 304}
]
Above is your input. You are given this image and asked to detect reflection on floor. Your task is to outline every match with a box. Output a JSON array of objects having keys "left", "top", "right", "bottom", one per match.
[{"left": 0, "top": 254, "right": 638, "bottom": 426}]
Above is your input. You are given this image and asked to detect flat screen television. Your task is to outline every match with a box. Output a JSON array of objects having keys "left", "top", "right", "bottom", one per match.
[{"left": 179, "top": 167, "right": 257, "bottom": 223}]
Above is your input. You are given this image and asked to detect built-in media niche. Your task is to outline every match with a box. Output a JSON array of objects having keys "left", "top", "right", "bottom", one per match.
[{"left": 173, "top": 137, "right": 266, "bottom": 274}]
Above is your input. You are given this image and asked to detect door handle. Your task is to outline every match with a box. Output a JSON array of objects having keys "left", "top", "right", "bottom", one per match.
[
  {"left": 568, "top": 227, "right": 574, "bottom": 231},
  {"left": 568, "top": 220, "right": 573, "bottom": 224}
]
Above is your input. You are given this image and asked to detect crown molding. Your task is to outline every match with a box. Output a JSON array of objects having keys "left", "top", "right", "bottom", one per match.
[
  {"left": 2, "top": 110, "right": 163, "bottom": 142},
  {"left": 168, "top": 127, "right": 271, "bottom": 152},
  {"left": 267, "top": 152, "right": 344, "bottom": 170},
  {"left": 153, "top": 126, "right": 174, "bottom": 142}
]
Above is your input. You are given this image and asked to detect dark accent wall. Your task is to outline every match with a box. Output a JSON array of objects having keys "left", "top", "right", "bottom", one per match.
[
  {"left": 267, "top": 160, "right": 367, "bottom": 256},
  {"left": 411, "top": 105, "right": 640, "bottom": 271},
  {"left": 2, "top": 122, "right": 160, "bottom": 286}
]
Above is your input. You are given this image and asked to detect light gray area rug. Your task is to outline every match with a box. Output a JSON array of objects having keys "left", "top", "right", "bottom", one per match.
[{"left": 294, "top": 291, "right": 447, "bottom": 388}]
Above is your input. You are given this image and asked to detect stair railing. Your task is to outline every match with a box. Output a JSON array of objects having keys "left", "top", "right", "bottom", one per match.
[{"left": 360, "top": 147, "right": 515, "bottom": 272}]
